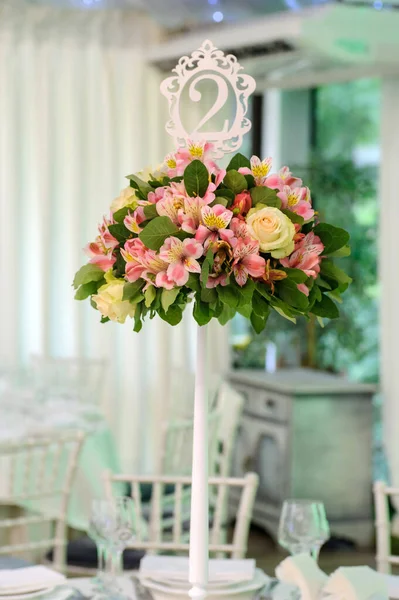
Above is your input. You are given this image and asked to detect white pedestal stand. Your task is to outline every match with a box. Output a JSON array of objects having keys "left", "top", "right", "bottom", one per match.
[{"left": 188, "top": 324, "right": 209, "bottom": 600}]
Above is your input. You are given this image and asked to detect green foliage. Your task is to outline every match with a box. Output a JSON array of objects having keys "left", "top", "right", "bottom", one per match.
[
  {"left": 73, "top": 264, "right": 105, "bottom": 289},
  {"left": 223, "top": 170, "right": 248, "bottom": 195},
  {"left": 250, "top": 187, "right": 281, "bottom": 208},
  {"left": 184, "top": 160, "right": 209, "bottom": 197},
  {"left": 126, "top": 174, "right": 153, "bottom": 199},
  {"left": 143, "top": 204, "right": 158, "bottom": 220},
  {"left": 226, "top": 153, "right": 251, "bottom": 171},
  {"left": 139, "top": 216, "right": 179, "bottom": 251}
]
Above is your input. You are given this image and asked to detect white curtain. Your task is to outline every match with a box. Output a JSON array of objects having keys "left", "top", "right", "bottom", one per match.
[{"left": 0, "top": 1, "right": 230, "bottom": 473}]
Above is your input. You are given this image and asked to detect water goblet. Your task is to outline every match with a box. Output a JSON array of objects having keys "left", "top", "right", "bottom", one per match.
[{"left": 278, "top": 499, "right": 330, "bottom": 559}]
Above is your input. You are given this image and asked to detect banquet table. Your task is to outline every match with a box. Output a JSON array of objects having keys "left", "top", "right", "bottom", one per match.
[{"left": 0, "top": 391, "right": 123, "bottom": 531}]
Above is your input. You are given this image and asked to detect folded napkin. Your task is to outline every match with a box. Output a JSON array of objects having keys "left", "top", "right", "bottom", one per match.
[
  {"left": 323, "top": 567, "right": 388, "bottom": 600},
  {"left": 140, "top": 555, "right": 255, "bottom": 583},
  {"left": 275, "top": 554, "right": 328, "bottom": 600},
  {"left": 0, "top": 565, "right": 66, "bottom": 594}
]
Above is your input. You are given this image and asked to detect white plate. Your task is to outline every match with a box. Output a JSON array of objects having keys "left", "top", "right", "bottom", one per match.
[
  {"left": 0, "top": 586, "right": 56, "bottom": 599},
  {"left": 139, "top": 568, "right": 270, "bottom": 598}
]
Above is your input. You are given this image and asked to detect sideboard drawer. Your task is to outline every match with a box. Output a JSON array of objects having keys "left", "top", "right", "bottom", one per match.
[{"left": 234, "top": 385, "right": 291, "bottom": 423}]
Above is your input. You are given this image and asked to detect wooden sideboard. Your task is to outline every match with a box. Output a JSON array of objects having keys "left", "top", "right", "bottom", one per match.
[{"left": 228, "top": 368, "right": 376, "bottom": 547}]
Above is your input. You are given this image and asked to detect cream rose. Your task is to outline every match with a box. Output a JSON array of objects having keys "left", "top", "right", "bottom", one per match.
[
  {"left": 111, "top": 186, "right": 139, "bottom": 213},
  {"left": 92, "top": 275, "right": 135, "bottom": 324},
  {"left": 246, "top": 204, "right": 295, "bottom": 258}
]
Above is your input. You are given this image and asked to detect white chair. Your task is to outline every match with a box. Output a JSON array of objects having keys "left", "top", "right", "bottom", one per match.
[
  {"left": 373, "top": 480, "right": 399, "bottom": 573},
  {"left": 212, "top": 382, "right": 244, "bottom": 477},
  {"left": 103, "top": 471, "right": 259, "bottom": 559},
  {"left": 30, "top": 355, "right": 107, "bottom": 404},
  {"left": 0, "top": 431, "right": 85, "bottom": 571}
]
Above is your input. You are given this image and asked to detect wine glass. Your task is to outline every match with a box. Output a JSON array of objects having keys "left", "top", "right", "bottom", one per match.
[
  {"left": 101, "top": 496, "right": 136, "bottom": 599},
  {"left": 88, "top": 499, "right": 111, "bottom": 593},
  {"left": 278, "top": 499, "right": 330, "bottom": 560}
]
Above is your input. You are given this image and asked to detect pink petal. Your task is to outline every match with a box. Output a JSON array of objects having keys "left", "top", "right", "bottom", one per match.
[
  {"left": 238, "top": 167, "right": 252, "bottom": 176},
  {"left": 155, "top": 271, "right": 175, "bottom": 290},
  {"left": 167, "top": 262, "right": 189, "bottom": 286},
  {"left": 195, "top": 225, "right": 211, "bottom": 245},
  {"left": 242, "top": 254, "right": 266, "bottom": 278},
  {"left": 297, "top": 283, "right": 309, "bottom": 296},
  {"left": 233, "top": 264, "right": 248, "bottom": 287},
  {"left": 183, "top": 238, "right": 203, "bottom": 259}
]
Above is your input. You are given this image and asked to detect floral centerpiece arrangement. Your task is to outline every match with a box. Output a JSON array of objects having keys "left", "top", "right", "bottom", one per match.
[{"left": 73, "top": 141, "right": 351, "bottom": 333}]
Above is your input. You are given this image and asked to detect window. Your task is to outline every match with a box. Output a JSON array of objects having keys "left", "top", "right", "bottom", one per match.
[{"left": 231, "top": 80, "right": 380, "bottom": 383}]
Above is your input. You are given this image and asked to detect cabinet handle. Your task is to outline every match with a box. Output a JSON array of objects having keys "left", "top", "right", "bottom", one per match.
[{"left": 265, "top": 397, "right": 276, "bottom": 410}]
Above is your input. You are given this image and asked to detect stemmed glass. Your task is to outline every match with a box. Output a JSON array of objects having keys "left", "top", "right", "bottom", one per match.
[
  {"left": 88, "top": 497, "right": 136, "bottom": 599},
  {"left": 88, "top": 499, "right": 110, "bottom": 593},
  {"left": 278, "top": 499, "right": 330, "bottom": 560}
]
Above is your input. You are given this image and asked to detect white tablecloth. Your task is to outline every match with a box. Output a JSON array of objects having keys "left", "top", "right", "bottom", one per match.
[{"left": 0, "top": 392, "right": 123, "bottom": 531}]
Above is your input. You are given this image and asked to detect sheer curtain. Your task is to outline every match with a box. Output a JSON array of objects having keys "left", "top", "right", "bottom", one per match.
[{"left": 0, "top": 1, "right": 229, "bottom": 472}]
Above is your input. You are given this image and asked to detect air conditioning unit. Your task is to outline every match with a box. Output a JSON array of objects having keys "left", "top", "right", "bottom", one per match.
[{"left": 146, "top": 4, "right": 399, "bottom": 88}]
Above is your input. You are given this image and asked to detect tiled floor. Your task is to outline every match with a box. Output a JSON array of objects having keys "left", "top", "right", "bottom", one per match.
[{"left": 246, "top": 526, "right": 376, "bottom": 575}]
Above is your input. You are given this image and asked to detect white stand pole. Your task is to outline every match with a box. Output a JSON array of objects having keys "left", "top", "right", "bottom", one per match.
[{"left": 189, "top": 324, "right": 209, "bottom": 600}]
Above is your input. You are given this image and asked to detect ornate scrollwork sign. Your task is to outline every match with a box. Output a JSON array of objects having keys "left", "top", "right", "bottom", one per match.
[{"left": 160, "top": 39, "right": 256, "bottom": 158}]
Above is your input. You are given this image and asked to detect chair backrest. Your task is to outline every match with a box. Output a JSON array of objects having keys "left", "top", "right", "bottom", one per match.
[
  {"left": 30, "top": 355, "right": 107, "bottom": 402},
  {"left": 0, "top": 431, "right": 85, "bottom": 571},
  {"left": 373, "top": 480, "right": 399, "bottom": 574},
  {"left": 103, "top": 471, "right": 258, "bottom": 559},
  {"left": 160, "top": 408, "right": 220, "bottom": 476},
  {"left": 212, "top": 382, "right": 244, "bottom": 477}
]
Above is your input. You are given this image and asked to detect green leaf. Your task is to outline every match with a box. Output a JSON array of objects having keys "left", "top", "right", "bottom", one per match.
[
  {"left": 201, "top": 287, "right": 218, "bottom": 303},
  {"left": 138, "top": 216, "right": 179, "bottom": 251},
  {"left": 281, "top": 209, "right": 304, "bottom": 225},
  {"left": 256, "top": 283, "right": 271, "bottom": 301},
  {"left": 313, "top": 223, "right": 350, "bottom": 255},
  {"left": 201, "top": 247, "right": 214, "bottom": 287},
  {"left": 100, "top": 316, "right": 110, "bottom": 323},
  {"left": 215, "top": 189, "right": 235, "bottom": 202},
  {"left": 223, "top": 170, "right": 248, "bottom": 195},
  {"left": 277, "top": 279, "right": 309, "bottom": 310},
  {"left": 126, "top": 174, "right": 152, "bottom": 199},
  {"left": 73, "top": 264, "right": 105, "bottom": 289},
  {"left": 210, "top": 197, "right": 229, "bottom": 208},
  {"left": 226, "top": 153, "right": 250, "bottom": 171},
  {"left": 329, "top": 244, "right": 351, "bottom": 258},
  {"left": 160, "top": 304, "right": 183, "bottom": 326},
  {"left": 123, "top": 280, "right": 145, "bottom": 302},
  {"left": 113, "top": 207, "right": 131, "bottom": 223},
  {"left": 237, "top": 304, "right": 252, "bottom": 319},
  {"left": 321, "top": 260, "right": 352, "bottom": 286},
  {"left": 144, "top": 285, "right": 156, "bottom": 308},
  {"left": 308, "top": 283, "right": 322, "bottom": 310},
  {"left": 244, "top": 174, "right": 256, "bottom": 189},
  {"left": 251, "top": 310, "right": 269, "bottom": 334},
  {"left": 311, "top": 293, "right": 339, "bottom": 319},
  {"left": 280, "top": 268, "right": 307, "bottom": 283},
  {"left": 273, "top": 306, "right": 296, "bottom": 324},
  {"left": 217, "top": 284, "right": 238, "bottom": 309},
  {"left": 161, "top": 288, "right": 180, "bottom": 312},
  {"left": 143, "top": 204, "right": 159, "bottom": 220},
  {"left": 193, "top": 296, "right": 213, "bottom": 326},
  {"left": 133, "top": 303, "right": 143, "bottom": 333},
  {"left": 252, "top": 290, "right": 270, "bottom": 317},
  {"left": 186, "top": 273, "right": 201, "bottom": 293},
  {"left": 317, "top": 278, "right": 332, "bottom": 290},
  {"left": 184, "top": 160, "right": 209, "bottom": 198},
  {"left": 108, "top": 223, "right": 131, "bottom": 243},
  {"left": 74, "top": 279, "right": 103, "bottom": 300},
  {"left": 218, "top": 304, "right": 236, "bottom": 325},
  {"left": 233, "top": 279, "right": 255, "bottom": 307},
  {"left": 250, "top": 187, "right": 281, "bottom": 208}
]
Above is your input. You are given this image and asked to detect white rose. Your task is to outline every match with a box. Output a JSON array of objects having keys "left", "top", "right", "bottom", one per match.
[
  {"left": 246, "top": 204, "right": 295, "bottom": 258},
  {"left": 92, "top": 276, "right": 135, "bottom": 324},
  {"left": 111, "top": 186, "right": 138, "bottom": 213}
]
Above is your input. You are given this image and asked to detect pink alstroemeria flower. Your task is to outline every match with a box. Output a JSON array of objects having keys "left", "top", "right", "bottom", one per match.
[
  {"left": 280, "top": 231, "right": 324, "bottom": 279},
  {"left": 277, "top": 185, "right": 314, "bottom": 222},
  {"left": 297, "top": 283, "right": 310, "bottom": 296},
  {"left": 264, "top": 166, "right": 302, "bottom": 191},
  {"left": 231, "top": 238, "right": 266, "bottom": 287},
  {"left": 124, "top": 207, "right": 146, "bottom": 234},
  {"left": 179, "top": 182, "right": 217, "bottom": 234},
  {"left": 195, "top": 205, "right": 234, "bottom": 249},
  {"left": 206, "top": 273, "right": 228, "bottom": 289},
  {"left": 157, "top": 237, "right": 203, "bottom": 288},
  {"left": 238, "top": 155, "right": 273, "bottom": 185},
  {"left": 85, "top": 216, "right": 118, "bottom": 272},
  {"left": 121, "top": 238, "right": 168, "bottom": 288}
]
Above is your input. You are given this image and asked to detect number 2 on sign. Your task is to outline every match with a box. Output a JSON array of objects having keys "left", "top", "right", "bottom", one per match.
[{"left": 188, "top": 73, "right": 229, "bottom": 135}]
